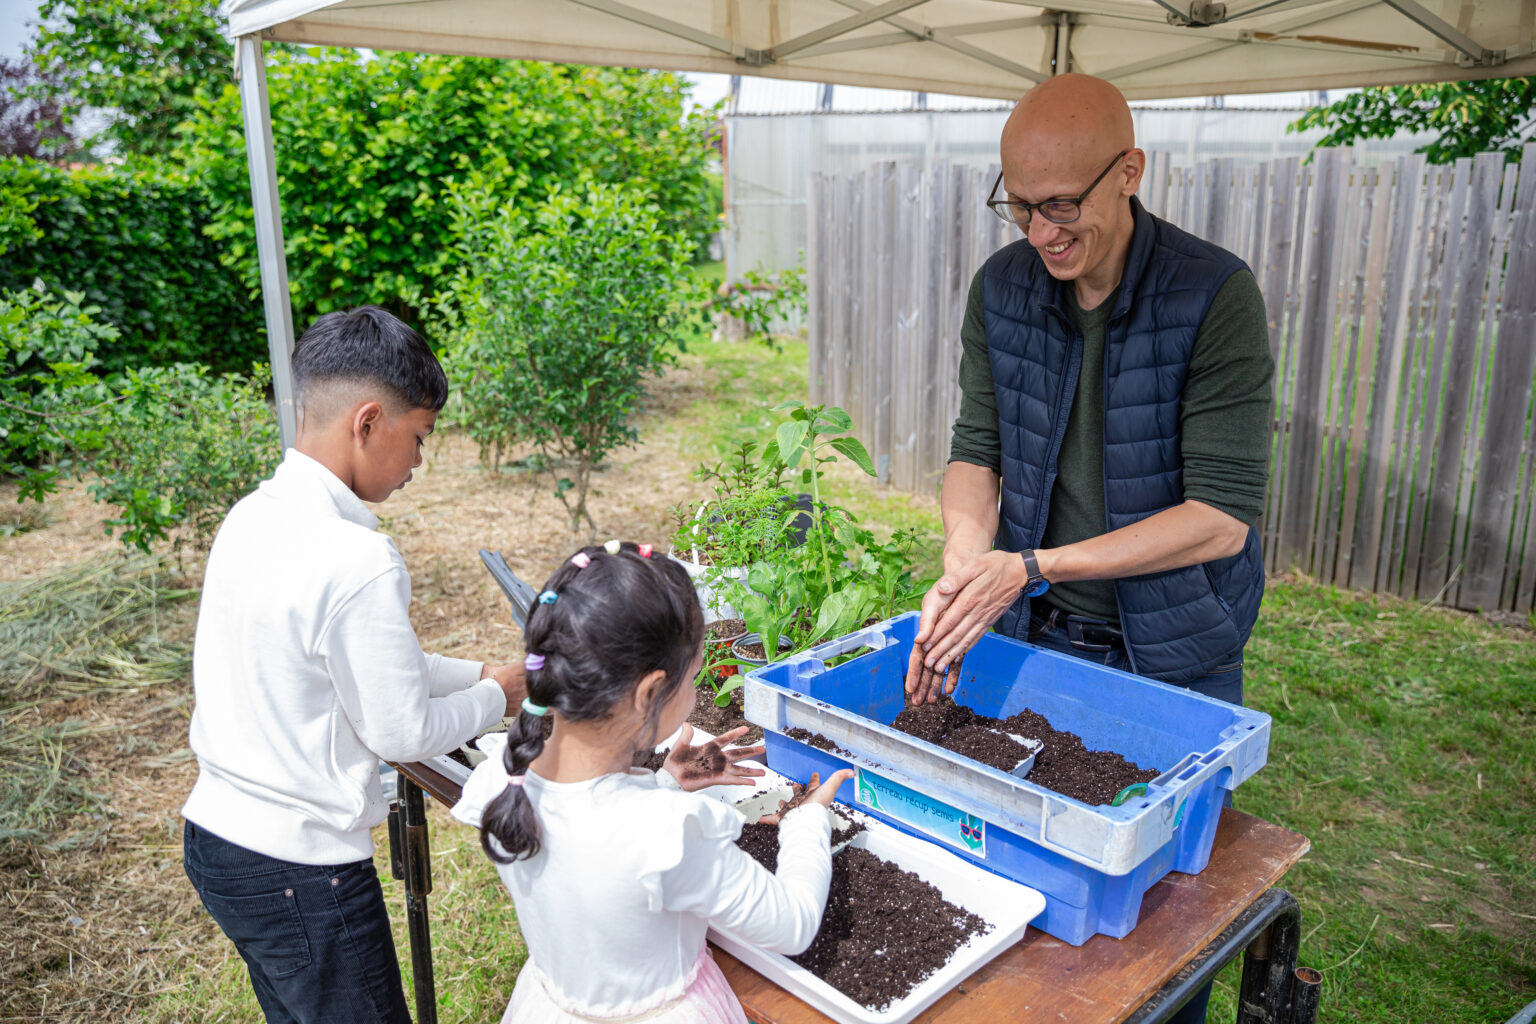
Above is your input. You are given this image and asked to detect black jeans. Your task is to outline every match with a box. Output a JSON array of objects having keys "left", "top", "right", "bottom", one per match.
[
  {"left": 1026, "top": 614, "right": 1243, "bottom": 1024},
  {"left": 183, "top": 820, "right": 411, "bottom": 1024}
]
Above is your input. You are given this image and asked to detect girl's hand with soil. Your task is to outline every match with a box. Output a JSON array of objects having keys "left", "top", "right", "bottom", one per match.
[
  {"left": 662, "top": 724, "right": 767, "bottom": 790},
  {"left": 757, "top": 769, "right": 856, "bottom": 824}
]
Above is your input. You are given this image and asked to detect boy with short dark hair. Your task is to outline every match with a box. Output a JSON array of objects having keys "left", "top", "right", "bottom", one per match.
[{"left": 182, "top": 306, "right": 523, "bottom": 1023}]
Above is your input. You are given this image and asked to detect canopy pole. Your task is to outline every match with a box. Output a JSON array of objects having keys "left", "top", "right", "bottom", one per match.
[{"left": 236, "top": 34, "right": 298, "bottom": 450}]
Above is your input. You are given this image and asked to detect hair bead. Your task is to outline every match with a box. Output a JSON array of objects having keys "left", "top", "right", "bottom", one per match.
[
  {"left": 603, "top": 539, "right": 621, "bottom": 555},
  {"left": 538, "top": 590, "right": 558, "bottom": 604},
  {"left": 637, "top": 543, "right": 653, "bottom": 558},
  {"left": 523, "top": 653, "right": 545, "bottom": 671},
  {"left": 570, "top": 552, "right": 591, "bottom": 569},
  {"left": 521, "top": 698, "right": 549, "bottom": 717}
]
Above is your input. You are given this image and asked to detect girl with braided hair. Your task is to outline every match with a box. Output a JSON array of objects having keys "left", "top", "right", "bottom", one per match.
[{"left": 451, "top": 541, "right": 852, "bottom": 1024}]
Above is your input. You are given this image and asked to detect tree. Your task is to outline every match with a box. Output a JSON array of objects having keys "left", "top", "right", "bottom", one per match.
[
  {"left": 441, "top": 186, "right": 703, "bottom": 535},
  {"left": 178, "top": 49, "right": 719, "bottom": 327},
  {"left": 0, "top": 58, "right": 77, "bottom": 160},
  {"left": 27, "top": 0, "right": 228, "bottom": 157},
  {"left": 1289, "top": 77, "right": 1536, "bottom": 163}
]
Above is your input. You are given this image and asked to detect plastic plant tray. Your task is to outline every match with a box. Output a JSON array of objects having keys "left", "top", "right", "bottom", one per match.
[
  {"left": 709, "top": 807, "right": 1045, "bottom": 1024},
  {"left": 742, "top": 612, "right": 1272, "bottom": 945}
]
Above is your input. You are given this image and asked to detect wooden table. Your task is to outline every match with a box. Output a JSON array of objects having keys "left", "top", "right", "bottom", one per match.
[{"left": 388, "top": 762, "right": 1311, "bottom": 1024}]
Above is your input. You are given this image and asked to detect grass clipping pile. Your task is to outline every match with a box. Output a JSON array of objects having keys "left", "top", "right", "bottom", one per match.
[{"left": 736, "top": 819, "right": 989, "bottom": 1011}]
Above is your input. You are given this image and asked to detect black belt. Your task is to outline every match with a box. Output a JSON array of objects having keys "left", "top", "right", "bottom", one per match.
[{"left": 1035, "top": 606, "right": 1125, "bottom": 653}]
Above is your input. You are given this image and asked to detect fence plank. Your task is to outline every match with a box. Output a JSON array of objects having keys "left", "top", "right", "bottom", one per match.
[
  {"left": 1332, "top": 163, "right": 1390, "bottom": 587},
  {"left": 1276, "top": 150, "right": 1343, "bottom": 572},
  {"left": 1464, "top": 145, "right": 1536, "bottom": 609},
  {"left": 806, "top": 174, "right": 827, "bottom": 406},
  {"left": 1259, "top": 159, "right": 1299, "bottom": 572},
  {"left": 1315, "top": 152, "right": 1366, "bottom": 581},
  {"left": 1418, "top": 153, "right": 1503, "bottom": 601},
  {"left": 1376, "top": 158, "right": 1442, "bottom": 594}
]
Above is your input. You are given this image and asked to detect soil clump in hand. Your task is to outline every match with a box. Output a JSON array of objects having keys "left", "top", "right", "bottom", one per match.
[
  {"left": 791, "top": 846, "right": 989, "bottom": 1010},
  {"left": 892, "top": 699, "right": 1157, "bottom": 805},
  {"left": 677, "top": 745, "right": 727, "bottom": 782}
]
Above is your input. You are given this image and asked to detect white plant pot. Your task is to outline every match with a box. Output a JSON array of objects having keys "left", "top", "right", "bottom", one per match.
[{"left": 669, "top": 553, "right": 748, "bottom": 624}]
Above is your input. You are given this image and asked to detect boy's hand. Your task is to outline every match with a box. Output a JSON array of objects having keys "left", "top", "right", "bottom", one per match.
[
  {"left": 662, "top": 725, "right": 766, "bottom": 791},
  {"left": 757, "top": 769, "right": 855, "bottom": 824},
  {"left": 481, "top": 663, "right": 526, "bottom": 714}
]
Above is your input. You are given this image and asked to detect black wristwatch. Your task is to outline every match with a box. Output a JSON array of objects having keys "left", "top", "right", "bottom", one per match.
[{"left": 1019, "top": 549, "right": 1051, "bottom": 598}]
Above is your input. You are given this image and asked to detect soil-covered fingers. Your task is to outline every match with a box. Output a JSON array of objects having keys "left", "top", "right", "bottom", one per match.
[{"left": 906, "top": 582, "right": 958, "bottom": 695}]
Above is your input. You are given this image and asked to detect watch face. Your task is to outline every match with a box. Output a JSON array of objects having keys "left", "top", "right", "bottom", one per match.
[{"left": 1024, "top": 579, "right": 1051, "bottom": 598}]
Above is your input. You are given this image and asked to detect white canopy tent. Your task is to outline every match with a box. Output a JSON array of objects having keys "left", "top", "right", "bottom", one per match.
[{"left": 220, "top": 0, "right": 1536, "bottom": 446}]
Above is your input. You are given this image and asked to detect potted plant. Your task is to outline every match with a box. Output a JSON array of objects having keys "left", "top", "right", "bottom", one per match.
[
  {"left": 716, "top": 402, "right": 933, "bottom": 665},
  {"left": 670, "top": 442, "right": 808, "bottom": 623}
]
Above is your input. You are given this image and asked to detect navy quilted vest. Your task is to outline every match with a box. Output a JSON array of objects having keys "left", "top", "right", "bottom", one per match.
[{"left": 983, "top": 196, "right": 1265, "bottom": 684}]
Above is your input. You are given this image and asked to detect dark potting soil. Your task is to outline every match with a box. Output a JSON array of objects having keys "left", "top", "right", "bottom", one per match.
[
  {"left": 941, "top": 724, "right": 1035, "bottom": 774},
  {"left": 785, "top": 727, "right": 853, "bottom": 758},
  {"left": 707, "top": 618, "right": 747, "bottom": 642},
  {"left": 444, "top": 746, "right": 474, "bottom": 769},
  {"left": 891, "top": 700, "right": 1158, "bottom": 806},
  {"left": 736, "top": 821, "right": 782, "bottom": 872},
  {"left": 793, "top": 846, "right": 989, "bottom": 1010},
  {"left": 735, "top": 639, "right": 768, "bottom": 660},
  {"left": 631, "top": 749, "right": 669, "bottom": 773},
  {"left": 735, "top": 813, "right": 868, "bottom": 876},
  {"left": 686, "top": 686, "right": 763, "bottom": 745},
  {"left": 830, "top": 818, "right": 866, "bottom": 847}
]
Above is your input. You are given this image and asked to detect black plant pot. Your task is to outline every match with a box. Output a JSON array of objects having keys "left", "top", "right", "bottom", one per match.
[{"left": 731, "top": 632, "right": 795, "bottom": 667}]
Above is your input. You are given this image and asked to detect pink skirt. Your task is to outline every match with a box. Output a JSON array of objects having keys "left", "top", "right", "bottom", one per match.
[{"left": 501, "top": 947, "right": 747, "bottom": 1024}]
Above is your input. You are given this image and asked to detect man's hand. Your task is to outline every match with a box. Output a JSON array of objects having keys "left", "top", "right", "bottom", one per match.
[
  {"left": 481, "top": 662, "right": 526, "bottom": 714},
  {"left": 662, "top": 725, "right": 767, "bottom": 791},
  {"left": 904, "top": 550, "right": 1025, "bottom": 704},
  {"left": 756, "top": 769, "right": 856, "bottom": 824}
]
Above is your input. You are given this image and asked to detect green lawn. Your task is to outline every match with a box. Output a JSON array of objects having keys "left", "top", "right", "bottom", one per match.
[{"left": 150, "top": 331, "right": 1534, "bottom": 1023}]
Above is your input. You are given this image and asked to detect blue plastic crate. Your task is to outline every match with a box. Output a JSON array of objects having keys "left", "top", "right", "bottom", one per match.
[{"left": 742, "top": 612, "right": 1271, "bottom": 946}]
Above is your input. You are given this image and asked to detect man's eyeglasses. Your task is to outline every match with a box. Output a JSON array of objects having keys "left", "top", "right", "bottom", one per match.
[{"left": 985, "top": 150, "right": 1130, "bottom": 228}]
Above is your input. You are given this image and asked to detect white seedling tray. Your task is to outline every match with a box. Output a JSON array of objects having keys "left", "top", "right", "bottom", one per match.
[{"left": 709, "top": 812, "right": 1045, "bottom": 1024}]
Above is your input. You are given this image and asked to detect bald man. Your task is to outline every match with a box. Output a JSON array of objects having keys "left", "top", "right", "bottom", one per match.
[{"left": 906, "top": 75, "right": 1273, "bottom": 715}]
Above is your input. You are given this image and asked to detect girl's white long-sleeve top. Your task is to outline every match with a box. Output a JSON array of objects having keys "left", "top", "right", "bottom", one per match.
[
  {"left": 182, "top": 449, "right": 507, "bottom": 865},
  {"left": 451, "top": 751, "right": 833, "bottom": 1019}
]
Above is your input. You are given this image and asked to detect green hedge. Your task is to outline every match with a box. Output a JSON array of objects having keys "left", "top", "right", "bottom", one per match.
[{"left": 0, "top": 159, "right": 263, "bottom": 374}]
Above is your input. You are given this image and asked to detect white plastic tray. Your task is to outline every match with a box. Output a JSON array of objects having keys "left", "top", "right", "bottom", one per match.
[{"left": 709, "top": 811, "right": 1045, "bottom": 1024}]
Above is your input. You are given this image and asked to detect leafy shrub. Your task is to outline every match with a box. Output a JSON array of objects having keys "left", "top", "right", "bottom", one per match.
[
  {"left": 0, "top": 159, "right": 263, "bottom": 373},
  {"left": 0, "top": 287, "right": 114, "bottom": 500},
  {"left": 82, "top": 363, "right": 281, "bottom": 554},
  {"left": 179, "top": 50, "right": 720, "bottom": 328},
  {"left": 441, "top": 185, "right": 703, "bottom": 534},
  {"left": 1, "top": 285, "right": 280, "bottom": 554}
]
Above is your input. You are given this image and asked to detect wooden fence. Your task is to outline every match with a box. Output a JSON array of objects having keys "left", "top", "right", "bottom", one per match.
[{"left": 805, "top": 145, "right": 1536, "bottom": 613}]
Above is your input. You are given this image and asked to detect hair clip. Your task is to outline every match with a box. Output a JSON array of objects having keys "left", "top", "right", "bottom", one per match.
[
  {"left": 522, "top": 698, "right": 549, "bottom": 717},
  {"left": 638, "top": 543, "right": 653, "bottom": 558},
  {"left": 523, "top": 653, "right": 546, "bottom": 671},
  {"left": 538, "top": 591, "right": 558, "bottom": 604},
  {"left": 603, "top": 539, "right": 621, "bottom": 555},
  {"left": 570, "top": 552, "right": 591, "bottom": 569},
  {"left": 506, "top": 775, "right": 525, "bottom": 788}
]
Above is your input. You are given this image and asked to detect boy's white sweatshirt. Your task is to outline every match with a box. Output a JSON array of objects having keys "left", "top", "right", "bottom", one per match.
[{"left": 182, "top": 449, "right": 506, "bottom": 865}]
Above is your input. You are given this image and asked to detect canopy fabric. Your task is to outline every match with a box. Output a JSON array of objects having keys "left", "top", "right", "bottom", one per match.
[{"left": 223, "top": 0, "right": 1535, "bottom": 101}]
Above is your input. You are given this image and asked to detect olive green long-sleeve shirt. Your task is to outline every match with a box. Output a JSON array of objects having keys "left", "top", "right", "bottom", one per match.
[{"left": 948, "top": 268, "right": 1274, "bottom": 622}]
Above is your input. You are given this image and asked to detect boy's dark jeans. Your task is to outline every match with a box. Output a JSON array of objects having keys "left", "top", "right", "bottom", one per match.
[
  {"left": 183, "top": 820, "right": 412, "bottom": 1024},
  {"left": 1026, "top": 613, "right": 1244, "bottom": 1024}
]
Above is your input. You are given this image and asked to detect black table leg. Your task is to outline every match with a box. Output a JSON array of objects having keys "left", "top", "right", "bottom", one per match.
[
  {"left": 1125, "top": 888, "right": 1313, "bottom": 1024},
  {"left": 390, "top": 776, "right": 437, "bottom": 1024}
]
